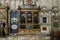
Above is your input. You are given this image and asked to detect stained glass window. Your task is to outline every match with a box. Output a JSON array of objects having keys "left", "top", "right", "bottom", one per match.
[{"left": 43, "top": 17, "right": 47, "bottom": 23}]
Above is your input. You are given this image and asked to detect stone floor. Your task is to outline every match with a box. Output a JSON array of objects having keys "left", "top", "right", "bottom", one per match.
[{"left": 0, "top": 34, "right": 51, "bottom": 40}]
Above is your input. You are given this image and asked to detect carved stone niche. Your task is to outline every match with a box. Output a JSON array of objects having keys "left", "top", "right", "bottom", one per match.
[
  {"left": 0, "top": 7, "right": 7, "bottom": 27},
  {"left": 52, "top": 14, "right": 59, "bottom": 20},
  {"left": 52, "top": 6, "right": 59, "bottom": 13},
  {"left": 0, "top": 7, "right": 8, "bottom": 36},
  {"left": 41, "top": 6, "right": 47, "bottom": 11},
  {"left": 52, "top": 7, "right": 59, "bottom": 20}
]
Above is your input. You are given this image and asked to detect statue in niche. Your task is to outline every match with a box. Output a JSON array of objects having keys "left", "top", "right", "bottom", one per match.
[
  {"left": 52, "top": 13, "right": 59, "bottom": 20},
  {"left": 33, "top": 13, "right": 38, "bottom": 23},
  {"left": 52, "top": 7, "right": 59, "bottom": 20},
  {"left": 0, "top": 22, "right": 5, "bottom": 37},
  {"left": 18, "top": 5, "right": 21, "bottom": 10},
  {"left": 20, "top": 12, "right": 25, "bottom": 23},
  {"left": 27, "top": 12, "right": 32, "bottom": 22},
  {"left": 2, "top": 29, "right": 5, "bottom": 37}
]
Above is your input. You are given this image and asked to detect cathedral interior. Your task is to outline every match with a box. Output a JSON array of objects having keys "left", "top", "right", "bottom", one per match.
[{"left": 0, "top": 0, "right": 60, "bottom": 40}]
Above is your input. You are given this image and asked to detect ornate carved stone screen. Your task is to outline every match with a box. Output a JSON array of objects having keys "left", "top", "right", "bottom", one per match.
[{"left": 19, "top": 9, "right": 40, "bottom": 34}]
